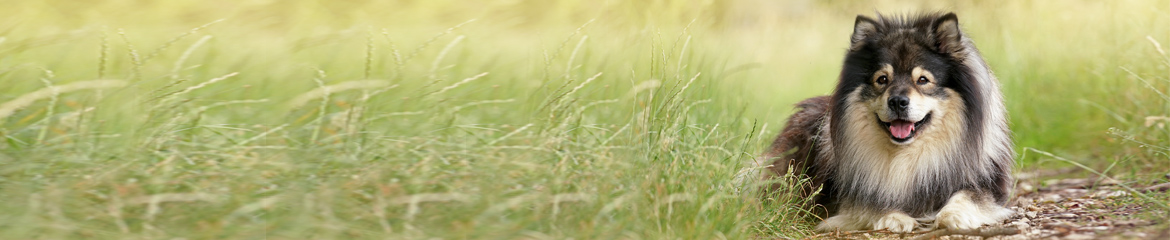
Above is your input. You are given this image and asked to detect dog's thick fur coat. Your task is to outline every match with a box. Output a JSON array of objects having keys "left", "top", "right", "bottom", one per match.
[{"left": 751, "top": 12, "right": 1014, "bottom": 232}]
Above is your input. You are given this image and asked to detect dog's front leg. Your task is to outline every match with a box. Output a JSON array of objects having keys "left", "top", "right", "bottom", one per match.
[{"left": 935, "top": 190, "right": 1014, "bottom": 229}]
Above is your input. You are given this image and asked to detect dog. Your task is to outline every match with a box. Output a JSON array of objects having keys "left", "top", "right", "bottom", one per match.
[{"left": 747, "top": 12, "right": 1014, "bottom": 232}]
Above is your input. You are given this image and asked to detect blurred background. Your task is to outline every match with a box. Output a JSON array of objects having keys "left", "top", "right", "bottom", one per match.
[
  {"left": 0, "top": 0, "right": 1167, "bottom": 239},
  {"left": 2, "top": 0, "right": 1165, "bottom": 155}
]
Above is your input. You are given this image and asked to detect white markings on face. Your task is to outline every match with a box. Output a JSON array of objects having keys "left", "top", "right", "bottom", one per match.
[
  {"left": 904, "top": 66, "right": 938, "bottom": 123},
  {"left": 873, "top": 66, "right": 937, "bottom": 125}
]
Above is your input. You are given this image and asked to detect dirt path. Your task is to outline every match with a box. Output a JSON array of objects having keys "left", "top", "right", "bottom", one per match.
[
  {"left": 803, "top": 171, "right": 1170, "bottom": 239},
  {"left": 996, "top": 175, "right": 1169, "bottom": 239}
]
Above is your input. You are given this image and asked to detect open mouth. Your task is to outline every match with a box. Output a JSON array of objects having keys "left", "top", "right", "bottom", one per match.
[{"left": 877, "top": 112, "right": 933, "bottom": 143}]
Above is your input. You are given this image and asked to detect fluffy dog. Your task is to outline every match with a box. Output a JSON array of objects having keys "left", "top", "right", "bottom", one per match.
[{"left": 749, "top": 12, "right": 1014, "bottom": 232}]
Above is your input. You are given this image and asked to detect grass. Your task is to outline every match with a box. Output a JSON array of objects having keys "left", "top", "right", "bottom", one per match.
[{"left": 0, "top": 0, "right": 1167, "bottom": 239}]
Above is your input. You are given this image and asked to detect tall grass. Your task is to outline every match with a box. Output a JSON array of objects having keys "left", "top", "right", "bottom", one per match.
[{"left": 0, "top": 0, "right": 1166, "bottom": 239}]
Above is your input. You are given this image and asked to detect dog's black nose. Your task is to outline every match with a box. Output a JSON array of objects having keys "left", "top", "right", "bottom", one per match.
[{"left": 888, "top": 96, "right": 910, "bottom": 112}]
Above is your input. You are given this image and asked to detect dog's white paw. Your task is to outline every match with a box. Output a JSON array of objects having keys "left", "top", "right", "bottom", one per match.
[
  {"left": 935, "top": 191, "right": 1012, "bottom": 230},
  {"left": 936, "top": 208, "right": 985, "bottom": 229},
  {"left": 873, "top": 212, "right": 917, "bottom": 232}
]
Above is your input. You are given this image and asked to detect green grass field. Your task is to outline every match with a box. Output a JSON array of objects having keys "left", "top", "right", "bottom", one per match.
[{"left": 0, "top": 0, "right": 1167, "bottom": 239}]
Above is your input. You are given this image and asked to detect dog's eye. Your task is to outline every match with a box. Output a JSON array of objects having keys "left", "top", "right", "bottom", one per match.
[
  {"left": 876, "top": 76, "right": 889, "bottom": 85},
  {"left": 917, "top": 76, "right": 929, "bottom": 85}
]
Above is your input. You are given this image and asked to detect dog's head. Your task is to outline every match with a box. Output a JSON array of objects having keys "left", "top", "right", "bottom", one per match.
[{"left": 839, "top": 13, "right": 971, "bottom": 146}]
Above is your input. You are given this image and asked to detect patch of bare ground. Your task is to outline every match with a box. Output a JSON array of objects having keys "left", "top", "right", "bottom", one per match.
[
  {"left": 996, "top": 174, "right": 1168, "bottom": 239},
  {"left": 802, "top": 169, "right": 1170, "bottom": 239}
]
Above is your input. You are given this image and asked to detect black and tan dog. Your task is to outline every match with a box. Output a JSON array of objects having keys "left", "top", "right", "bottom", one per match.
[{"left": 748, "top": 12, "right": 1014, "bottom": 232}]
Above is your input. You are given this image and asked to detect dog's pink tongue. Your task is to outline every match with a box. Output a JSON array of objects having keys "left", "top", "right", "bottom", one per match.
[{"left": 890, "top": 121, "right": 914, "bottom": 139}]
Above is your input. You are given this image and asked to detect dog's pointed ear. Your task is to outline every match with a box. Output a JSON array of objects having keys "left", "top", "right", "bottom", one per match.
[
  {"left": 932, "top": 13, "right": 963, "bottom": 55},
  {"left": 851, "top": 15, "right": 879, "bottom": 50}
]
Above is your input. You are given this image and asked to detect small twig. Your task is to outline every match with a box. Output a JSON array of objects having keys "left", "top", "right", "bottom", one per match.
[
  {"left": 1013, "top": 167, "right": 1080, "bottom": 180},
  {"left": 802, "top": 229, "right": 899, "bottom": 239},
  {"left": 909, "top": 227, "right": 1020, "bottom": 240},
  {"left": 1144, "top": 182, "right": 1170, "bottom": 192}
]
